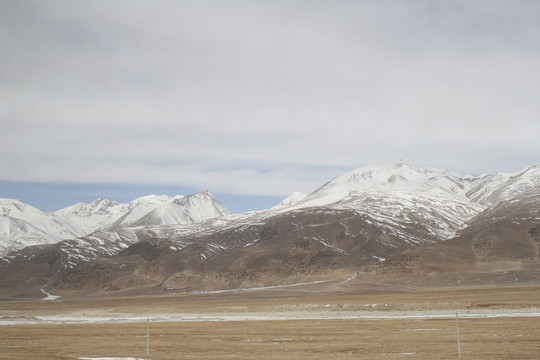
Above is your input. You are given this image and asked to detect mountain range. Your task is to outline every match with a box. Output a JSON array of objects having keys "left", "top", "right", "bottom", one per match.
[
  {"left": 0, "top": 191, "right": 231, "bottom": 256},
  {"left": 1, "top": 161, "right": 538, "bottom": 298}
]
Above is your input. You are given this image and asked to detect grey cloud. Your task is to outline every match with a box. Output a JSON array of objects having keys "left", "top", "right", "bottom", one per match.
[{"left": 1, "top": 0, "right": 539, "bottom": 196}]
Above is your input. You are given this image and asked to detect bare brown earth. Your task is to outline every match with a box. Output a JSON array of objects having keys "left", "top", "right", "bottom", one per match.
[{"left": 1, "top": 280, "right": 539, "bottom": 359}]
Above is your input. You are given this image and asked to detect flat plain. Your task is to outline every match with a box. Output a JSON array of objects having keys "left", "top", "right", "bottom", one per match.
[{"left": 1, "top": 280, "right": 539, "bottom": 359}]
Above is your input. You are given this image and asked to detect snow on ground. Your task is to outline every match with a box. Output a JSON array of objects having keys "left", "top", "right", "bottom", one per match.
[
  {"left": 40, "top": 288, "right": 61, "bottom": 301},
  {"left": 189, "top": 279, "right": 333, "bottom": 294},
  {"left": 2, "top": 310, "right": 540, "bottom": 326}
]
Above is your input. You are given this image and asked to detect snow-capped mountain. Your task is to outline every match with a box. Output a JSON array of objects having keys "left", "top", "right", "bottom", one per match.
[
  {"left": 0, "top": 198, "right": 88, "bottom": 255},
  {"left": 465, "top": 165, "right": 540, "bottom": 206},
  {"left": 131, "top": 191, "right": 231, "bottom": 227},
  {"left": 293, "top": 161, "right": 538, "bottom": 218},
  {"left": 103, "top": 195, "right": 186, "bottom": 229},
  {"left": 275, "top": 161, "right": 539, "bottom": 242},
  {"left": 295, "top": 161, "right": 539, "bottom": 208},
  {"left": 2, "top": 162, "right": 537, "bottom": 258},
  {"left": 1, "top": 162, "right": 538, "bottom": 296},
  {"left": 1, "top": 191, "right": 231, "bottom": 256},
  {"left": 297, "top": 161, "right": 468, "bottom": 208},
  {"left": 56, "top": 194, "right": 186, "bottom": 231},
  {"left": 55, "top": 198, "right": 130, "bottom": 232}
]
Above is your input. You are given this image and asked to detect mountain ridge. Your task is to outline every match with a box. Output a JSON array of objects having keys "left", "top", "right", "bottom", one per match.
[
  {"left": 0, "top": 191, "right": 231, "bottom": 255},
  {"left": 1, "top": 162, "right": 538, "bottom": 297}
]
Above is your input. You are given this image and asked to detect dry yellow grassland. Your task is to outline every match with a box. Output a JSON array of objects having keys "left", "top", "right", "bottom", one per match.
[{"left": 1, "top": 284, "right": 539, "bottom": 359}]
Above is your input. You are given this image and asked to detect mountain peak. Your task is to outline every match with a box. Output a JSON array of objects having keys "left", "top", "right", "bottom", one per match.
[
  {"left": 130, "top": 194, "right": 184, "bottom": 205},
  {"left": 196, "top": 190, "right": 213, "bottom": 198},
  {"left": 337, "top": 161, "right": 438, "bottom": 186},
  {"left": 523, "top": 165, "right": 540, "bottom": 175},
  {"left": 0, "top": 198, "right": 45, "bottom": 218},
  {"left": 132, "top": 191, "right": 231, "bottom": 227},
  {"left": 272, "top": 192, "right": 307, "bottom": 210},
  {"left": 301, "top": 162, "right": 539, "bottom": 209},
  {"left": 90, "top": 198, "right": 119, "bottom": 207},
  {"left": 0, "top": 197, "right": 23, "bottom": 205},
  {"left": 301, "top": 162, "right": 433, "bottom": 207},
  {"left": 0, "top": 199, "right": 87, "bottom": 255},
  {"left": 172, "top": 190, "right": 220, "bottom": 204}
]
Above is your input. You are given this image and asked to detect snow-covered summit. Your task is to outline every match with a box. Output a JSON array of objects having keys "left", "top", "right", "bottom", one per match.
[
  {"left": 298, "top": 161, "right": 538, "bottom": 209},
  {"left": 131, "top": 190, "right": 231, "bottom": 227},
  {"left": 465, "top": 165, "right": 540, "bottom": 206},
  {"left": 0, "top": 198, "right": 87, "bottom": 255},
  {"left": 1, "top": 198, "right": 86, "bottom": 237},
  {"left": 272, "top": 192, "right": 307, "bottom": 210},
  {"left": 1, "top": 192, "right": 232, "bottom": 255},
  {"left": 56, "top": 194, "right": 187, "bottom": 231},
  {"left": 55, "top": 198, "right": 129, "bottom": 231},
  {"left": 107, "top": 194, "right": 185, "bottom": 229},
  {"left": 272, "top": 161, "right": 539, "bottom": 241},
  {"left": 299, "top": 161, "right": 459, "bottom": 207}
]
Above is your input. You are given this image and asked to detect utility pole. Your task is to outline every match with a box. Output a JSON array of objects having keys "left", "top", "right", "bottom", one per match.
[
  {"left": 147, "top": 317, "right": 150, "bottom": 357},
  {"left": 456, "top": 311, "right": 461, "bottom": 359}
]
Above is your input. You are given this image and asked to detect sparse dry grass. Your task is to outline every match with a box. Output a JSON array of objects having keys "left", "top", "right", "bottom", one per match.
[
  {"left": 1, "top": 317, "right": 539, "bottom": 359},
  {"left": 1, "top": 284, "right": 539, "bottom": 359}
]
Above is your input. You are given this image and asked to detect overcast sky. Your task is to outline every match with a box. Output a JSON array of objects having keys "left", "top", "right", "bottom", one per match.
[{"left": 1, "top": 0, "right": 539, "bottom": 212}]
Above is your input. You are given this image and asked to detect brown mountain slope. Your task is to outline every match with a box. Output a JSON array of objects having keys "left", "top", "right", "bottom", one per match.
[
  {"left": 49, "top": 208, "right": 412, "bottom": 294},
  {"left": 363, "top": 205, "right": 540, "bottom": 286}
]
